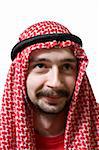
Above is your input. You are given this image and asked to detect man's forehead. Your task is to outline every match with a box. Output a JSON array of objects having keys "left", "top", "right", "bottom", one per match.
[{"left": 29, "top": 48, "right": 76, "bottom": 61}]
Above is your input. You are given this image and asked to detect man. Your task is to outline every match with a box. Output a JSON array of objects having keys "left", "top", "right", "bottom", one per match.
[{"left": 0, "top": 21, "right": 99, "bottom": 149}]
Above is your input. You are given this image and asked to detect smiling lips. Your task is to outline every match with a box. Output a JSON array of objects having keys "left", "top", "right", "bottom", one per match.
[
  {"left": 43, "top": 95, "right": 64, "bottom": 104},
  {"left": 45, "top": 95, "right": 61, "bottom": 99}
]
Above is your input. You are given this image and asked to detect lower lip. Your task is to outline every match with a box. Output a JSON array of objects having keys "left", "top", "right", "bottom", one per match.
[
  {"left": 46, "top": 96, "right": 61, "bottom": 99},
  {"left": 44, "top": 96, "right": 62, "bottom": 103}
]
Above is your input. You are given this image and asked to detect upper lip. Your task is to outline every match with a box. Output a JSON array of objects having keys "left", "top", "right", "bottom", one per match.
[{"left": 45, "top": 95, "right": 62, "bottom": 99}]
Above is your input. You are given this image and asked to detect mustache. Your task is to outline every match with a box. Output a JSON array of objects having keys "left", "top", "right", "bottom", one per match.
[{"left": 36, "top": 89, "right": 69, "bottom": 98}]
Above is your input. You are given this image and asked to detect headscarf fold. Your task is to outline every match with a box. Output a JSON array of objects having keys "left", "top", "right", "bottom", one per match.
[{"left": 0, "top": 21, "right": 99, "bottom": 150}]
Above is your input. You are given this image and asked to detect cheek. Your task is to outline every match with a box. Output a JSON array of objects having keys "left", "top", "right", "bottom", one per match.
[
  {"left": 26, "top": 73, "right": 46, "bottom": 95},
  {"left": 64, "top": 76, "right": 76, "bottom": 91}
]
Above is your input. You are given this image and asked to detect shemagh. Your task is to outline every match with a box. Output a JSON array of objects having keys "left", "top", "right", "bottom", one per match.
[{"left": 0, "top": 21, "right": 99, "bottom": 150}]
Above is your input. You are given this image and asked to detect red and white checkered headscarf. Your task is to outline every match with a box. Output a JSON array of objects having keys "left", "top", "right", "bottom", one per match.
[{"left": 0, "top": 21, "right": 99, "bottom": 150}]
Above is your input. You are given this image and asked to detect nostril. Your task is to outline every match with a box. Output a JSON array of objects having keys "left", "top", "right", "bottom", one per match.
[{"left": 46, "top": 77, "right": 63, "bottom": 89}]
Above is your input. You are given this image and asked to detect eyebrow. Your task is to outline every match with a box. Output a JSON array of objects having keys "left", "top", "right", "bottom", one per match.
[
  {"left": 29, "top": 58, "right": 50, "bottom": 63},
  {"left": 60, "top": 58, "right": 77, "bottom": 63},
  {"left": 29, "top": 58, "right": 77, "bottom": 64}
]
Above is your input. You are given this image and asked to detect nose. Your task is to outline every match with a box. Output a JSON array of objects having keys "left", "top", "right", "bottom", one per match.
[{"left": 45, "top": 65, "right": 64, "bottom": 89}]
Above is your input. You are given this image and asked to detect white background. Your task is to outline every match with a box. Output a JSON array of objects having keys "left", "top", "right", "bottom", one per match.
[{"left": 0, "top": 0, "right": 99, "bottom": 108}]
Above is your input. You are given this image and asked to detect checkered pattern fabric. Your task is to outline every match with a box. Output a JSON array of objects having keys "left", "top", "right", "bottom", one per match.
[{"left": 0, "top": 21, "right": 99, "bottom": 149}]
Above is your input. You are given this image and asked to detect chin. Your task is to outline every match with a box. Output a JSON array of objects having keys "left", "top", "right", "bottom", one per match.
[{"left": 37, "top": 101, "right": 67, "bottom": 114}]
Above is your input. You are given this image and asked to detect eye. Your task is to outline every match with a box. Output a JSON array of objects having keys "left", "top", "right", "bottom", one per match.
[
  {"left": 31, "top": 63, "right": 50, "bottom": 73},
  {"left": 63, "top": 64, "right": 72, "bottom": 70},
  {"left": 61, "top": 63, "right": 76, "bottom": 75},
  {"left": 34, "top": 63, "right": 46, "bottom": 68}
]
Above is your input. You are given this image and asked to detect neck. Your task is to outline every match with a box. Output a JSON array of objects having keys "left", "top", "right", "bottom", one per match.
[{"left": 33, "top": 107, "right": 68, "bottom": 137}]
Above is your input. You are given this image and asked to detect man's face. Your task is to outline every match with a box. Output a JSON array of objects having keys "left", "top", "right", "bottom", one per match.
[{"left": 26, "top": 48, "right": 77, "bottom": 114}]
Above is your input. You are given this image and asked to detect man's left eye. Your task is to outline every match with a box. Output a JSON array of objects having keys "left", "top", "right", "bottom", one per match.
[{"left": 63, "top": 64, "right": 72, "bottom": 70}]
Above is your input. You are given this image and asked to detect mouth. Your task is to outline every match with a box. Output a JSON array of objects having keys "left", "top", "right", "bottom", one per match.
[
  {"left": 43, "top": 95, "right": 65, "bottom": 104},
  {"left": 36, "top": 89, "right": 69, "bottom": 99},
  {"left": 45, "top": 95, "right": 61, "bottom": 99}
]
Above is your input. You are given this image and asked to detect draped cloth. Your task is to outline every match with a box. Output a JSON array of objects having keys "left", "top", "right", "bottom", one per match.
[{"left": 0, "top": 21, "right": 99, "bottom": 150}]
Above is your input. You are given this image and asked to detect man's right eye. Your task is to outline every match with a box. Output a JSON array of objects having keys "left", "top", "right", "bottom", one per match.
[
  {"left": 30, "top": 63, "right": 50, "bottom": 73},
  {"left": 34, "top": 63, "right": 46, "bottom": 68}
]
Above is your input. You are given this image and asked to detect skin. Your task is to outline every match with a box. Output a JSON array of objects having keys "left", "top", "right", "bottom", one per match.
[{"left": 26, "top": 48, "right": 77, "bottom": 136}]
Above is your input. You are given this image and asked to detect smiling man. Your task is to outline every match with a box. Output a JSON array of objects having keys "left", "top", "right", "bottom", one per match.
[
  {"left": 0, "top": 21, "right": 99, "bottom": 150},
  {"left": 27, "top": 48, "right": 77, "bottom": 114}
]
